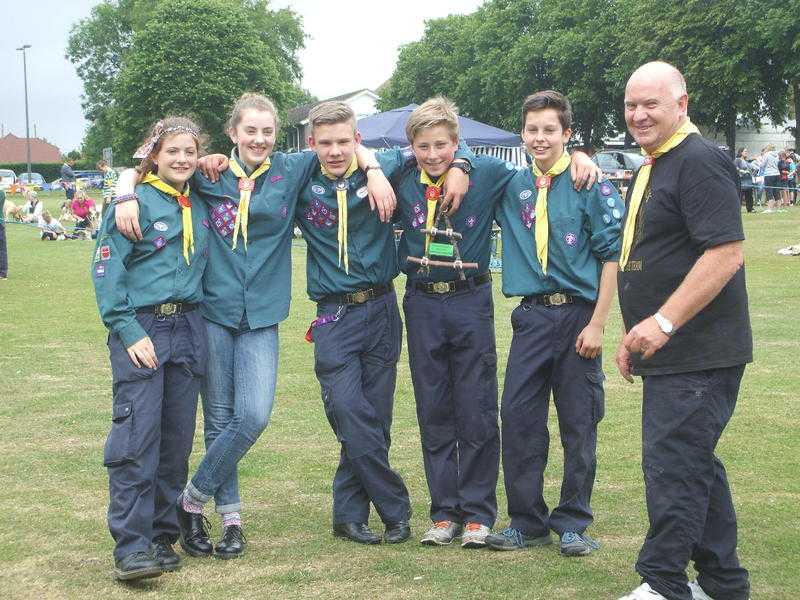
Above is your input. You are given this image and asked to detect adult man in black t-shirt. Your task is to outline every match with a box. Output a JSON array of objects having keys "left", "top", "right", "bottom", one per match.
[{"left": 616, "top": 62, "right": 752, "bottom": 600}]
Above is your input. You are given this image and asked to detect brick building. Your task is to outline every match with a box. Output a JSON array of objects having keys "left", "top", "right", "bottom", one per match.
[{"left": 0, "top": 133, "right": 62, "bottom": 163}]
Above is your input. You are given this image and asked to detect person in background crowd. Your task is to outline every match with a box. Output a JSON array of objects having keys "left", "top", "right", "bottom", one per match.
[
  {"left": 61, "top": 158, "right": 77, "bottom": 202},
  {"left": 757, "top": 144, "right": 780, "bottom": 213},
  {"left": 39, "top": 210, "right": 67, "bottom": 240},
  {"left": 71, "top": 189, "right": 98, "bottom": 232},
  {"left": 21, "top": 190, "right": 43, "bottom": 223},
  {"left": 98, "top": 160, "right": 119, "bottom": 214},
  {"left": 734, "top": 148, "right": 754, "bottom": 213},
  {"left": 0, "top": 187, "right": 7, "bottom": 280},
  {"left": 777, "top": 150, "right": 790, "bottom": 208}
]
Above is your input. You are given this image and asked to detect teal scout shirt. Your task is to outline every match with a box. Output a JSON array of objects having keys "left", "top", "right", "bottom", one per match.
[
  {"left": 495, "top": 167, "right": 624, "bottom": 302},
  {"left": 191, "top": 150, "right": 318, "bottom": 329},
  {"left": 296, "top": 154, "right": 402, "bottom": 301},
  {"left": 392, "top": 153, "right": 517, "bottom": 282},
  {"left": 92, "top": 182, "right": 209, "bottom": 348}
]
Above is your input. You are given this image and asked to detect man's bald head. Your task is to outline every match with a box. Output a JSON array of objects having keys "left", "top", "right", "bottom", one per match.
[
  {"left": 624, "top": 61, "right": 689, "bottom": 153},
  {"left": 626, "top": 61, "right": 687, "bottom": 101}
]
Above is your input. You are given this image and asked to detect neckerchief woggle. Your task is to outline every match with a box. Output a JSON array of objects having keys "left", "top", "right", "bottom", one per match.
[
  {"left": 141, "top": 173, "right": 194, "bottom": 264},
  {"left": 228, "top": 149, "right": 272, "bottom": 250},
  {"left": 420, "top": 170, "right": 448, "bottom": 256},
  {"left": 619, "top": 118, "right": 700, "bottom": 269},
  {"left": 532, "top": 151, "right": 571, "bottom": 275},
  {"left": 321, "top": 154, "right": 359, "bottom": 274}
]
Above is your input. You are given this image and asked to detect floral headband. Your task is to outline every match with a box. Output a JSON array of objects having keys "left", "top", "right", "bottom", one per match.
[{"left": 133, "top": 120, "right": 199, "bottom": 159}]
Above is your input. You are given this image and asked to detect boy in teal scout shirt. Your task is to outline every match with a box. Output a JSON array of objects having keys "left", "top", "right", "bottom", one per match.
[
  {"left": 486, "top": 90, "right": 623, "bottom": 556},
  {"left": 93, "top": 117, "right": 209, "bottom": 581}
]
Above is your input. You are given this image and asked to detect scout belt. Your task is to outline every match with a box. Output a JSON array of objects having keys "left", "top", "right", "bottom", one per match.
[
  {"left": 320, "top": 282, "right": 393, "bottom": 305},
  {"left": 136, "top": 302, "right": 198, "bottom": 317},
  {"left": 523, "top": 292, "right": 575, "bottom": 307},
  {"left": 414, "top": 272, "right": 491, "bottom": 295}
]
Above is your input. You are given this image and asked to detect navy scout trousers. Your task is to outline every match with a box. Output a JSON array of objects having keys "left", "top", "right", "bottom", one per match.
[
  {"left": 313, "top": 290, "right": 411, "bottom": 526},
  {"left": 501, "top": 299, "right": 604, "bottom": 537},
  {"left": 403, "top": 280, "right": 500, "bottom": 527},
  {"left": 637, "top": 365, "right": 750, "bottom": 600},
  {"left": 105, "top": 311, "right": 207, "bottom": 560}
]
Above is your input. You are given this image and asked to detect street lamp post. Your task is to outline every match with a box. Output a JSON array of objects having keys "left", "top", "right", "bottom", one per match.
[{"left": 16, "top": 44, "right": 32, "bottom": 180}]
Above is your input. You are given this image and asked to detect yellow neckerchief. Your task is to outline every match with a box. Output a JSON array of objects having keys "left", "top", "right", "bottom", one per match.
[
  {"left": 320, "top": 154, "right": 359, "bottom": 274},
  {"left": 420, "top": 170, "right": 448, "bottom": 255},
  {"left": 227, "top": 149, "right": 272, "bottom": 250},
  {"left": 531, "top": 151, "right": 571, "bottom": 275},
  {"left": 619, "top": 118, "right": 700, "bottom": 269},
  {"left": 141, "top": 173, "right": 194, "bottom": 264}
]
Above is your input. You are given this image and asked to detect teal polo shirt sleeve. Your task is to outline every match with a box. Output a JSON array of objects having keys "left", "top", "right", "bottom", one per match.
[
  {"left": 587, "top": 179, "right": 624, "bottom": 262},
  {"left": 91, "top": 205, "right": 143, "bottom": 347}
]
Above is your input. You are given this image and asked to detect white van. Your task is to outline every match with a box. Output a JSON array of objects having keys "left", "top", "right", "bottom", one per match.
[{"left": 0, "top": 169, "right": 16, "bottom": 191}]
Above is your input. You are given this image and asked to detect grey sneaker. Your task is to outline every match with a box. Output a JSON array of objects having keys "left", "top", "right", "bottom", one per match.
[
  {"left": 485, "top": 526, "right": 552, "bottom": 551},
  {"left": 461, "top": 522, "right": 491, "bottom": 549},
  {"left": 420, "top": 520, "right": 462, "bottom": 545},
  {"left": 560, "top": 531, "right": 600, "bottom": 556}
]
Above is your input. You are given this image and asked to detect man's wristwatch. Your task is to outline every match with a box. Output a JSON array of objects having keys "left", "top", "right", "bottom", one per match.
[
  {"left": 654, "top": 312, "right": 675, "bottom": 336},
  {"left": 449, "top": 161, "right": 472, "bottom": 175}
]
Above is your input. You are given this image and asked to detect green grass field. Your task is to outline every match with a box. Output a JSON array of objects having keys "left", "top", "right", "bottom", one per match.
[{"left": 1, "top": 190, "right": 798, "bottom": 599}]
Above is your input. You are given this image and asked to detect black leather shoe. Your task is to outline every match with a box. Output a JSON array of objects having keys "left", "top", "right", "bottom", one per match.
[
  {"left": 114, "top": 550, "right": 163, "bottom": 581},
  {"left": 152, "top": 536, "right": 182, "bottom": 572},
  {"left": 215, "top": 525, "right": 246, "bottom": 559},
  {"left": 383, "top": 521, "right": 411, "bottom": 544},
  {"left": 332, "top": 522, "right": 381, "bottom": 545},
  {"left": 176, "top": 495, "right": 213, "bottom": 557}
]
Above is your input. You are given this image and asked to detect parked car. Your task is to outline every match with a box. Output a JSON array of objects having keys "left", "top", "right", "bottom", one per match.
[
  {"left": 74, "top": 170, "right": 104, "bottom": 189},
  {"left": 591, "top": 150, "right": 644, "bottom": 196},
  {"left": 0, "top": 169, "right": 16, "bottom": 191},
  {"left": 18, "top": 172, "right": 47, "bottom": 191}
]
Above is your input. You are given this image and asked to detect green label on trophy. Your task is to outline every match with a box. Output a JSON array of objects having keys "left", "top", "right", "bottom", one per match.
[{"left": 429, "top": 242, "right": 454, "bottom": 257}]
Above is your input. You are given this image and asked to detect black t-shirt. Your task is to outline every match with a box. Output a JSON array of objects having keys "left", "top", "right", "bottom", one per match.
[{"left": 618, "top": 134, "right": 753, "bottom": 375}]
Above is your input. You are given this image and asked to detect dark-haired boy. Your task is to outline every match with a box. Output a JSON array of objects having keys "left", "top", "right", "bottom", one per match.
[{"left": 486, "top": 90, "right": 624, "bottom": 556}]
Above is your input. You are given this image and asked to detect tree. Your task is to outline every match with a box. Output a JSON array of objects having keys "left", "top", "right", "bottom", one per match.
[
  {"left": 758, "top": 2, "right": 800, "bottom": 149},
  {"left": 622, "top": 0, "right": 788, "bottom": 155},
  {"left": 67, "top": 0, "right": 306, "bottom": 160}
]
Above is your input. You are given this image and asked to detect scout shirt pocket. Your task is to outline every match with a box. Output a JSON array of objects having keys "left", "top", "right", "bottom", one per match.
[{"left": 550, "top": 215, "right": 583, "bottom": 256}]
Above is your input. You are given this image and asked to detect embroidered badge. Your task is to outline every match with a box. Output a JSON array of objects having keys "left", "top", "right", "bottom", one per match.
[
  {"left": 280, "top": 204, "right": 288, "bottom": 219},
  {"left": 311, "top": 184, "right": 326, "bottom": 195},
  {"left": 238, "top": 178, "right": 255, "bottom": 191},
  {"left": 356, "top": 186, "right": 368, "bottom": 199},
  {"left": 602, "top": 214, "right": 612, "bottom": 224},
  {"left": 202, "top": 218, "right": 210, "bottom": 229},
  {"left": 564, "top": 232, "right": 578, "bottom": 247},
  {"left": 100, "top": 245, "right": 111, "bottom": 260},
  {"left": 210, "top": 200, "right": 237, "bottom": 238},
  {"left": 94, "top": 263, "right": 106, "bottom": 277},
  {"left": 465, "top": 215, "right": 477, "bottom": 228},
  {"left": 270, "top": 175, "right": 283, "bottom": 183},
  {"left": 519, "top": 189, "right": 533, "bottom": 201},
  {"left": 303, "top": 198, "right": 338, "bottom": 228},
  {"left": 520, "top": 201, "right": 536, "bottom": 230},
  {"left": 607, "top": 198, "right": 615, "bottom": 208},
  {"left": 600, "top": 182, "right": 613, "bottom": 196},
  {"left": 411, "top": 201, "right": 426, "bottom": 228},
  {"left": 612, "top": 208, "right": 622, "bottom": 220},
  {"left": 153, "top": 236, "right": 166, "bottom": 250},
  {"left": 153, "top": 221, "right": 168, "bottom": 232}
]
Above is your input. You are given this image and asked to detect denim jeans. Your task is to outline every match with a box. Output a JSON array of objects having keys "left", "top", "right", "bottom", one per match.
[
  {"left": 0, "top": 219, "right": 7, "bottom": 277},
  {"left": 186, "top": 320, "right": 278, "bottom": 514}
]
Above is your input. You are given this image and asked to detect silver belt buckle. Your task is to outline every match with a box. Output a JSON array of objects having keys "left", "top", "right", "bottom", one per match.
[
  {"left": 432, "top": 281, "right": 451, "bottom": 294},
  {"left": 548, "top": 293, "right": 567, "bottom": 306},
  {"left": 352, "top": 290, "right": 369, "bottom": 304},
  {"left": 159, "top": 303, "right": 177, "bottom": 316}
]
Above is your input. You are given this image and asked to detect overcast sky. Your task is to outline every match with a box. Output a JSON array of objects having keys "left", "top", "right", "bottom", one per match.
[{"left": 1, "top": 0, "right": 483, "bottom": 155}]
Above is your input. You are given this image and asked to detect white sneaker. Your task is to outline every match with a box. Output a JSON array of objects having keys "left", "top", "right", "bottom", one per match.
[
  {"left": 618, "top": 582, "right": 668, "bottom": 600},
  {"left": 420, "top": 520, "right": 462, "bottom": 545},
  {"left": 461, "top": 522, "right": 491, "bottom": 548},
  {"left": 688, "top": 581, "right": 714, "bottom": 600}
]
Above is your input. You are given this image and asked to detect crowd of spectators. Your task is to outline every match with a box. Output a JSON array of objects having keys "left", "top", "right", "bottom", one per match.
[{"left": 735, "top": 144, "right": 798, "bottom": 213}]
